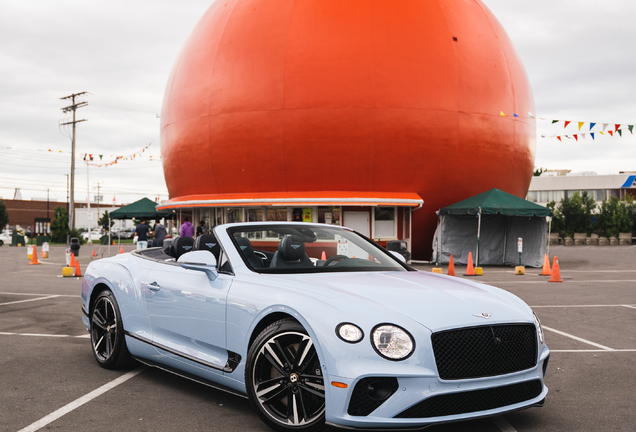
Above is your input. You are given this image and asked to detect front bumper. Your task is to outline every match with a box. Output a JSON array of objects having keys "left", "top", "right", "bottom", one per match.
[{"left": 324, "top": 347, "right": 550, "bottom": 429}]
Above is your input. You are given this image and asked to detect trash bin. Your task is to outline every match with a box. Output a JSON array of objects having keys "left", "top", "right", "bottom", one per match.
[
  {"left": 100, "top": 235, "right": 109, "bottom": 245},
  {"left": 386, "top": 240, "right": 411, "bottom": 263},
  {"left": 70, "top": 237, "right": 81, "bottom": 257},
  {"left": 11, "top": 234, "right": 26, "bottom": 247}
]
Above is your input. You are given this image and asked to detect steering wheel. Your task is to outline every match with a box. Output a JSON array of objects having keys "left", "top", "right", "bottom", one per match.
[{"left": 324, "top": 254, "right": 349, "bottom": 266}]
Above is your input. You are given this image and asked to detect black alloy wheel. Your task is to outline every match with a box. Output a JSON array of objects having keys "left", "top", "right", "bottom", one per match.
[
  {"left": 246, "top": 319, "right": 326, "bottom": 432},
  {"left": 90, "top": 290, "right": 133, "bottom": 369}
]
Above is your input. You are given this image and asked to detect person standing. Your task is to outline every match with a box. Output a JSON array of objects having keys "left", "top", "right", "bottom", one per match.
[
  {"left": 153, "top": 219, "right": 167, "bottom": 247},
  {"left": 135, "top": 220, "right": 150, "bottom": 249},
  {"left": 180, "top": 216, "right": 195, "bottom": 238},
  {"left": 196, "top": 220, "right": 206, "bottom": 238}
]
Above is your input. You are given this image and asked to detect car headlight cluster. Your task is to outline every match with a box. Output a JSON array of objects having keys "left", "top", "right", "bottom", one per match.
[
  {"left": 533, "top": 311, "right": 544, "bottom": 344},
  {"left": 337, "top": 322, "right": 414, "bottom": 361}
]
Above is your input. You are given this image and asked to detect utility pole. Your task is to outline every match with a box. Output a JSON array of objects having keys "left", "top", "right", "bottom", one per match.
[{"left": 60, "top": 91, "right": 88, "bottom": 232}]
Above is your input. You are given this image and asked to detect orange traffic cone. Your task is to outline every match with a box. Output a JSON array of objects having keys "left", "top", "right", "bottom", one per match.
[
  {"left": 464, "top": 252, "right": 475, "bottom": 276},
  {"left": 69, "top": 252, "right": 76, "bottom": 268},
  {"left": 548, "top": 256, "right": 563, "bottom": 283},
  {"left": 112, "top": 240, "right": 116, "bottom": 246},
  {"left": 92, "top": 248, "right": 96, "bottom": 257},
  {"left": 75, "top": 259, "right": 82, "bottom": 277},
  {"left": 540, "top": 253, "right": 551, "bottom": 276},
  {"left": 321, "top": 251, "right": 326, "bottom": 261},
  {"left": 448, "top": 254, "right": 456, "bottom": 276},
  {"left": 119, "top": 245, "right": 124, "bottom": 254},
  {"left": 41, "top": 248, "right": 45, "bottom": 257},
  {"left": 29, "top": 246, "right": 41, "bottom": 265}
]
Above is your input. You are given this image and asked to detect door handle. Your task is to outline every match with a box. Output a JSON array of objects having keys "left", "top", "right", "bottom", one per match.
[{"left": 147, "top": 281, "right": 161, "bottom": 292}]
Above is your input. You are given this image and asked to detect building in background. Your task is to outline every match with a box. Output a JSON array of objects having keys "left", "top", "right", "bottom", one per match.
[{"left": 527, "top": 171, "right": 636, "bottom": 207}]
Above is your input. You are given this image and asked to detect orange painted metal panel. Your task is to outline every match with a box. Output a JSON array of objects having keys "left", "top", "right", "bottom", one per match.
[{"left": 160, "top": 0, "right": 536, "bottom": 259}]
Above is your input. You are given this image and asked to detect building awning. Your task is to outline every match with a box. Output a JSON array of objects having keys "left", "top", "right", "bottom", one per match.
[{"left": 156, "top": 191, "right": 423, "bottom": 210}]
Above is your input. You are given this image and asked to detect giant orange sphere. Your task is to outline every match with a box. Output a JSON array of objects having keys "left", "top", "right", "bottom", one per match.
[{"left": 160, "top": 0, "right": 535, "bottom": 259}]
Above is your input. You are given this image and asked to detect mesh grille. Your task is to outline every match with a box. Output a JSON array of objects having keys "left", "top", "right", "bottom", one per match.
[
  {"left": 347, "top": 377, "right": 399, "bottom": 416},
  {"left": 395, "top": 380, "right": 543, "bottom": 418},
  {"left": 431, "top": 324, "right": 537, "bottom": 380}
]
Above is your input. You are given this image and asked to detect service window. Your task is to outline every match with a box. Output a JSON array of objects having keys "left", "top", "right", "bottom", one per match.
[{"left": 374, "top": 207, "right": 396, "bottom": 239}]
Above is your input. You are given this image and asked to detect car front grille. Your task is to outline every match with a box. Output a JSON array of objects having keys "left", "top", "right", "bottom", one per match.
[
  {"left": 395, "top": 379, "right": 543, "bottom": 418},
  {"left": 431, "top": 324, "right": 537, "bottom": 380}
]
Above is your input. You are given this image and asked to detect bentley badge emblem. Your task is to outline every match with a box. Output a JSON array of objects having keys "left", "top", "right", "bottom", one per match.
[{"left": 473, "top": 313, "right": 492, "bottom": 319}]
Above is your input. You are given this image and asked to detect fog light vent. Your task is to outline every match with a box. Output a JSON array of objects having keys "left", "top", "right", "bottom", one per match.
[{"left": 347, "top": 377, "right": 399, "bottom": 416}]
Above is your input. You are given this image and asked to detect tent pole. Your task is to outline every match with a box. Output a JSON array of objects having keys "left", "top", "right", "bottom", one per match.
[
  {"left": 108, "top": 215, "right": 111, "bottom": 256},
  {"left": 547, "top": 217, "right": 552, "bottom": 257},
  {"left": 503, "top": 217, "right": 507, "bottom": 265},
  {"left": 476, "top": 207, "right": 482, "bottom": 267}
]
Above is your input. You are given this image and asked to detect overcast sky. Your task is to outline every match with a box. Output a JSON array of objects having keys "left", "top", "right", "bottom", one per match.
[{"left": 1, "top": 0, "right": 634, "bottom": 204}]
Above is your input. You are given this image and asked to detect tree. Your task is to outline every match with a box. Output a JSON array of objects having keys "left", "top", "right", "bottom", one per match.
[
  {"left": 533, "top": 167, "right": 547, "bottom": 177},
  {"left": 550, "top": 192, "right": 596, "bottom": 237},
  {"left": 98, "top": 210, "right": 115, "bottom": 232},
  {"left": 51, "top": 206, "right": 69, "bottom": 242},
  {"left": 0, "top": 200, "right": 9, "bottom": 230}
]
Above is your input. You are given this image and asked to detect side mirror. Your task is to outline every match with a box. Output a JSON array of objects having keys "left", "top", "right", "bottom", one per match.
[
  {"left": 389, "top": 250, "right": 406, "bottom": 263},
  {"left": 177, "top": 250, "right": 218, "bottom": 281}
]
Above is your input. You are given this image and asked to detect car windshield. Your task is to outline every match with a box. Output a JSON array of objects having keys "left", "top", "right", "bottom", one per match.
[{"left": 226, "top": 224, "right": 410, "bottom": 274}]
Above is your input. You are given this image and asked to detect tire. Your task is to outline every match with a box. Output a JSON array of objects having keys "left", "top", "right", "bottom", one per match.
[
  {"left": 246, "top": 319, "right": 326, "bottom": 432},
  {"left": 90, "top": 290, "right": 135, "bottom": 369}
]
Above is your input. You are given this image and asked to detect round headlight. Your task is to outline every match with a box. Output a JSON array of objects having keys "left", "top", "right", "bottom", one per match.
[
  {"left": 533, "top": 311, "right": 544, "bottom": 344},
  {"left": 336, "top": 323, "right": 364, "bottom": 343},
  {"left": 372, "top": 324, "right": 415, "bottom": 361}
]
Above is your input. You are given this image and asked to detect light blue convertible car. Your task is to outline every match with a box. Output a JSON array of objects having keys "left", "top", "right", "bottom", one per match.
[{"left": 81, "top": 222, "right": 549, "bottom": 431}]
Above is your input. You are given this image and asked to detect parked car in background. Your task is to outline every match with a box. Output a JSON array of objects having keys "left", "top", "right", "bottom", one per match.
[
  {"left": 82, "top": 229, "right": 104, "bottom": 241},
  {"left": 0, "top": 230, "right": 12, "bottom": 246}
]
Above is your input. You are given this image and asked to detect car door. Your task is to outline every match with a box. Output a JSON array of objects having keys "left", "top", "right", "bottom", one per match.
[{"left": 142, "top": 260, "right": 233, "bottom": 371}]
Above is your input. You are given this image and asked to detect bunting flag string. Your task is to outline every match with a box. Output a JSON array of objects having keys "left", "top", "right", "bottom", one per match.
[
  {"left": 498, "top": 110, "right": 634, "bottom": 142},
  {"left": 3, "top": 142, "right": 161, "bottom": 166}
]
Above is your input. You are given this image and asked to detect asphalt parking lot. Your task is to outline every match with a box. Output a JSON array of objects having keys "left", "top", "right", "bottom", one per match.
[{"left": 1, "top": 243, "right": 635, "bottom": 432}]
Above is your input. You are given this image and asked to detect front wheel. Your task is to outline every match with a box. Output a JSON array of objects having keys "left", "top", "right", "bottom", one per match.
[
  {"left": 90, "top": 290, "right": 134, "bottom": 369},
  {"left": 246, "top": 319, "right": 326, "bottom": 432}
]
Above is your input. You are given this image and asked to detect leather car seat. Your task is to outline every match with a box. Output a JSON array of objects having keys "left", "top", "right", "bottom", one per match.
[
  {"left": 194, "top": 233, "right": 221, "bottom": 262},
  {"left": 171, "top": 236, "right": 195, "bottom": 259},
  {"left": 235, "top": 237, "right": 264, "bottom": 268},
  {"left": 270, "top": 235, "right": 313, "bottom": 268}
]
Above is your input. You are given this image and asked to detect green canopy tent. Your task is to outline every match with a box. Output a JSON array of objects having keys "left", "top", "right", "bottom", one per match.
[
  {"left": 108, "top": 198, "right": 174, "bottom": 253},
  {"left": 432, "top": 189, "right": 552, "bottom": 267},
  {"left": 109, "top": 197, "right": 174, "bottom": 221}
]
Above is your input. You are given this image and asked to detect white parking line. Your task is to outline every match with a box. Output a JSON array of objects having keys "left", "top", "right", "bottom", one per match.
[
  {"left": 551, "top": 349, "right": 636, "bottom": 352},
  {"left": 0, "top": 292, "right": 79, "bottom": 297},
  {"left": 493, "top": 415, "right": 518, "bottom": 432},
  {"left": 478, "top": 280, "right": 636, "bottom": 284},
  {"left": 542, "top": 326, "right": 614, "bottom": 351},
  {"left": 17, "top": 368, "right": 144, "bottom": 432},
  {"left": 532, "top": 304, "right": 636, "bottom": 308},
  {"left": 0, "top": 295, "right": 60, "bottom": 306},
  {"left": 0, "top": 332, "right": 89, "bottom": 338}
]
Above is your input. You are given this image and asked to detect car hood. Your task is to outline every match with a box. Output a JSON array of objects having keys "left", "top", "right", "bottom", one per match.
[{"left": 268, "top": 270, "right": 532, "bottom": 332}]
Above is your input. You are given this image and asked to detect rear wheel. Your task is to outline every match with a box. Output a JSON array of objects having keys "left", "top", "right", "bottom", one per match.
[
  {"left": 90, "top": 290, "right": 134, "bottom": 369},
  {"left": 246, "top": 319, "right": 326, "bottom": 432}
]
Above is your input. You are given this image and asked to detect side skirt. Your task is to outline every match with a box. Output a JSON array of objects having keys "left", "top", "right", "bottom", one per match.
[
  {"left": 133, "top": 356, "right": 248, "bottom": 399},
  {"left": 124, "top": 331, "right": 241, "bottom": 373}
]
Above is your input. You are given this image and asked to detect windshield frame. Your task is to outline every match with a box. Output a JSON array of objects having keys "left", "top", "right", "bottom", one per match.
[{"left": 225, "top": 223, "right": 415, "bottom": 274}]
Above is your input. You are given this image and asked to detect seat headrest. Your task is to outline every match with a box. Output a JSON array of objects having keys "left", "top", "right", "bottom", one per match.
[
  {"left": 172, "top": 236, "right": 195, "bottom": 259},
  {"left": 194, "top": 233, "right": 221, "bottom": 259},
  {"left": 278, "top": 235, "right": 306, "bottom": 261},
  {"left": 235, "top": 237, "right": 255, "bottom": 258}
]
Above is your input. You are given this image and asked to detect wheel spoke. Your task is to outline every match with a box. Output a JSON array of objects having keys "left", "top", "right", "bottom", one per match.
[
  {"left": 273, "top": 339, "right": 293, "bottom": 368},
  {"left": 261, "top": 383, "right": 288, "bottom": 404},
  {"left": 94, "top": 335, "right": 104, "bottom": 351},
  {"left": 263, "top": 346, "right": 286, "bottom": 376},
  {"left": 299, "top": 383, "right": 325, "bottom": 398},
  {"left": 298, "top": 350, "right": 316, "bottom": 374},
  {"left": 290, "top": 393, "right": 299, "bottom": 424},
  {"left": 295, "top": 337, "right": 312, "bottom": 367},
  {"left": 297, "top": 388, "right": 309, "bottom": 423},
  {"left": 93, "top": 309, "right": 106, "bottom": 327}
]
